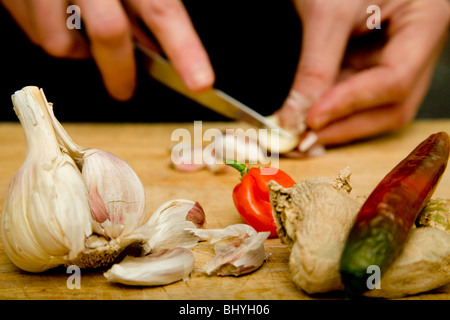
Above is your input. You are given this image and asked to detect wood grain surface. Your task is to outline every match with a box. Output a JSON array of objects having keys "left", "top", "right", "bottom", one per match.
[{"left": 0, "top": 120, "right": 449, "bottom": 300}]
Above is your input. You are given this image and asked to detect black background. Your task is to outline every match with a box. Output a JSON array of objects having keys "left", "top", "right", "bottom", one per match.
[{"left": 0, "top": 1, "right": 448, "bottom": 123}]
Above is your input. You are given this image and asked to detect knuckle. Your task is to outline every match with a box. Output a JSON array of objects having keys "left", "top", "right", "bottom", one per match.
[
  {"left": 143, "top": 0, "right": 184, "bottom": 26},
  {"left": 299, "top": 0, "right": 356, "bottom": 24},
  {"left": 41, "top": 34, "right": 73, "bottom": 57},
  {"left": 88, "top": 13, "right": 130, "bottom": 45},
  {"left": 299, "top": 63, "right": 330, "bottom": 87},
  {"left": 384, "top": 71, "right": 412, "bottom": 103},
  {"left": 389, "top": 79, "right": 410, "bottom": 102}
]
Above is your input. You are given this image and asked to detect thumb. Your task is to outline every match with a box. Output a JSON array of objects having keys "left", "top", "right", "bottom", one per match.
[{"left": 277, "top": 1, "right": 356, "bottom": 134}]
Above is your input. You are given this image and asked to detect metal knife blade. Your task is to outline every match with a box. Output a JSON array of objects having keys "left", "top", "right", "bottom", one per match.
[{"left": 135, "top": 42, "right": 295, "bottom": 139}]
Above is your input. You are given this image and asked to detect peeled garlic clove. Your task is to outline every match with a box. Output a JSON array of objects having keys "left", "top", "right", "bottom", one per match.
[
  {"left": 261, "top": 115, "right": 299, "bottom": 154},
  {"left": 264, "top": 115, "right": 326, "bottom": 156},
  {"left": 44, "top": 97, "right": 146, "bottom": 239},
  {"left": 137, "top": 200, "right": 206, "bottom": 254},
  {"left": 203, "top": 231, "right": 270, "bottom": 276},
  {"left": 104, "top": 247, "right": 195, "bottom": 286},
  {"left": 213, "top": 131, "right": 270, "bottom": 165},
  {"left": 1, "top": 87, "right": 92, "bottom": 272}
]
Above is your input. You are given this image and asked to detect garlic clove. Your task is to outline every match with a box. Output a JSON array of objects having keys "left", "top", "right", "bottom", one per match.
[
  {"left": 88, "top": 183, "right": 109, "bottom": 224},
  {"left": 262, "top": 115, "right": 299, "bottom": 154},
  {"left": 137, "top": 200, "right": 206, "bottom": 254},
  {"left": 213, "top": 131, "right": 270, "bottom": 165},
  {"left": 169, "top": 143, "right": 230, "bottom": 174},
  {"left": 170, "top": 145, "right": 208, "bottom": 172},
  {"left": 103, "top": 247, "right": 195, "bottom": 286},
  {"left": 263, "top": 116, "right": 327, "bottom": 156},
  {"left": 203, "top": 231, "right": 270, "bottom": 276},
  {"left": 1, "top": 87, "right": 93, "bottom": 272},
  {"left": 82, "top": 149, "right": 146, "bottom": 239},
  {"left": 185, "top": 201, "right": 207, "bottom": 228},
  {"left": 43, "top": 96, "right": 146, "bottom": 240}
]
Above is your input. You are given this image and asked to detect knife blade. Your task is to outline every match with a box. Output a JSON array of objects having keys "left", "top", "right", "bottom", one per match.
[{"left": 135, "top": 42, "right": 295, "bottom": 140}]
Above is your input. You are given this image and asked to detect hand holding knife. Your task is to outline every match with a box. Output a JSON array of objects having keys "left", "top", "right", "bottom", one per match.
[{"left": 130, "top": 15, "right": 296, "bottom": 142}]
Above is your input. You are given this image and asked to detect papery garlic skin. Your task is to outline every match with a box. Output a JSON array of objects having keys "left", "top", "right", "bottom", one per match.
[
  {"left": 104, "top": 247, "right": 195, "bottom": 286},
  {"left": 1, "top": 87, "right": 92, "bottom": 272},
  {"left": 188, "top": 224, "right": 269, "bottom": 276},
  {"left": 138, "top": 199, "right": 206, "bottom": 254},
  {"left": 203, "top": 231, "right": 270, "bottom": 276},
  {"left": 187, "top": 224, "right": 257, "bottom": 243}
]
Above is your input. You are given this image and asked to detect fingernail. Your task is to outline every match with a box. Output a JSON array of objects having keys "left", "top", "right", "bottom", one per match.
[
  {"left": 309, "top": 113, "right": 328, "bottom": 129},
  {"left": 189, "top": 63, "right": 214, "bottom": 90},
  {"left": 306, "top": 144, "right": 327, "bottom": 157},
  {"left": 109, "top": 82, "right": 135, "bottom": 101},
  {"left": 299, "top": 131, "right": 318, "bottom": 152}
]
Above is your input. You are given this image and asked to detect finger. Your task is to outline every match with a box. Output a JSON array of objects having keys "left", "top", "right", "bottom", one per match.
[
  {"left": 381, "top": 0, "right": 450, "bottom": 79},
  {"left": 75, "top": 0, "right": 136, "bottom": 101},
  {"left": 30, "top": 0, "right": 89, "bottom": 58},
  {"left": 307, "top": 66, "right": 406, "bottom": 130},
  {"left": 292, "top": 3, "right": 357, "bottom": 100},
  {"left": 277, "top": 1, "right": 358, "bottom": 133},
  {"left": 316, "top": 58, "right": 436, "bottom": 146},
  {"left": 314, "top": 104, "right": 408, "bottom": 146},
  {"left": 128, "top": 0, "right": 214, "bottom": 92},
  {"left": 1, "top": 0, "right": 39, "bottom": 44},
  {"left": 307, "top": 0, "right": 449, "bottom": 130}
]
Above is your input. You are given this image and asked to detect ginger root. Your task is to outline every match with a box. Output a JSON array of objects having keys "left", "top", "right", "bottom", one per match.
[{"left": 268, "top": 167, "right": 450, "bottom": 298}]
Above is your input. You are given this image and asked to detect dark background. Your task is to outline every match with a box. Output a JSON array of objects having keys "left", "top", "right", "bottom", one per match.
[{"left": 0, "top": 1, "right": 448, "bottom": 123}]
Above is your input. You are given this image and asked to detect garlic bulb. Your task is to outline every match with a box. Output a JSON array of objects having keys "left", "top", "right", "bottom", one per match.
[
  {"left": 104, "top": 247, "right": 195, "bottom": 286},
  {"left": 43, "top": 94, "right": 146, "bottom": 240},
  {"left": 1, "top": 87, "right": 92, "bottom": 272},
  {"left": 1, "top": 86, "right": 210, "bottom": 276}
]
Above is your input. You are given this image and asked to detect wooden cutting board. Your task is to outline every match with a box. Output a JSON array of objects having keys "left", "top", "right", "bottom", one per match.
[{"left": 0, "top": 120, "right": 449, "bottom": 300}]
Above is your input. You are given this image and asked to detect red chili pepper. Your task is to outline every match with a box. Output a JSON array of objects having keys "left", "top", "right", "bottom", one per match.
[
  {"left": 227, "top": 161, "right": 296, "bottom": 237},
  {"left": 339, "top": 131, "right": 449, "bottom": 297}
]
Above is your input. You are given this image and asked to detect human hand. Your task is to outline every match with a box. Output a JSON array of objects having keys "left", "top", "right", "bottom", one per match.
[
  {"left": 276, "top": 0, "right": 450, "bottom": 147},
  {"left": 1, "top": 0, "right": 215, "bottom": 101}
]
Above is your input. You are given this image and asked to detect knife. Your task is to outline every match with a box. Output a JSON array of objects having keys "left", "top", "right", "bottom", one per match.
[{"left": 135, "top": 42, "right": 295, "bottom": 140}]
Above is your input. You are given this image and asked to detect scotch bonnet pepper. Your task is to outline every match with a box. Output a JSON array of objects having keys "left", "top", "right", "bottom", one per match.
[{"left": 228, "top": 161, "right": 296, "bottom": 237}]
